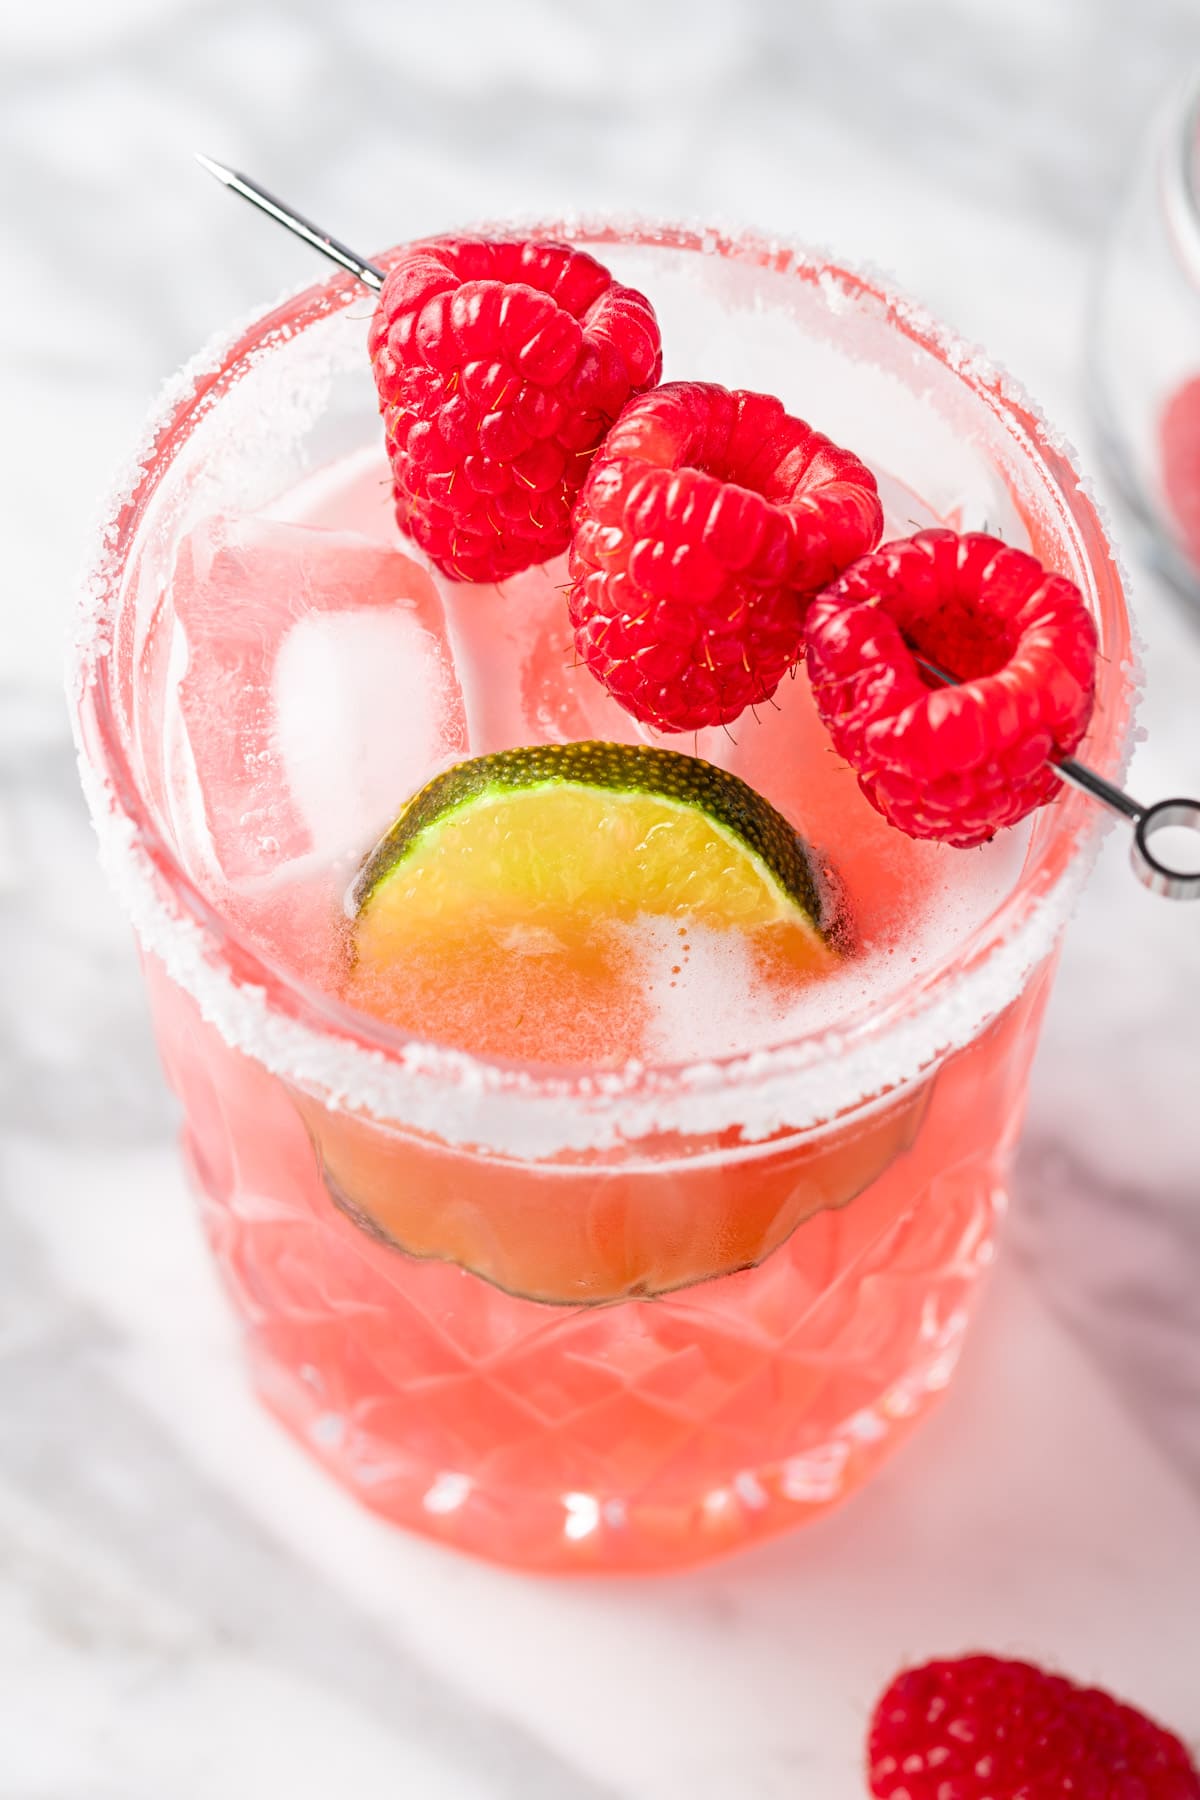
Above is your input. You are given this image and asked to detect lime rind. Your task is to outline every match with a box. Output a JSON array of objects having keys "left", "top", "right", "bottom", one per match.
[{"left": 352, "top": 741, "right": 834, "bottom": 936}]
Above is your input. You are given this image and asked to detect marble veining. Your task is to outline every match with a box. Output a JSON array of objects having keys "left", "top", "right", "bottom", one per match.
[{"left": 2, "top": 1, "right": 1199, "bottom": 1793}]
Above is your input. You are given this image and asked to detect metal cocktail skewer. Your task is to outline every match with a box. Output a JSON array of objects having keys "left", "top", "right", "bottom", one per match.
[
  {"left": 195, "top": 154, "right": 386, "bottom": 291},
  {"left": 912, "top": 654, "right": 1200, "bottom": 901},
  {"left": 196, "top": 154, "right": 1200, "bottom": 901}
]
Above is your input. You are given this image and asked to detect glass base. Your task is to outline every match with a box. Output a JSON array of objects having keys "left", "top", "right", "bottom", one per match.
[
  {"left": 189, "top": 1123, "right": 1002, "bottom": 1574},
  {"left": 249, "top": 1318, "right": 979, "bottom": 1575}
]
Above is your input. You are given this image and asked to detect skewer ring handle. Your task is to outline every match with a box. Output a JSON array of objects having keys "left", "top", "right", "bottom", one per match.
[{"left": 1132, "top": 797, "right": 1200, "bottom": 900}]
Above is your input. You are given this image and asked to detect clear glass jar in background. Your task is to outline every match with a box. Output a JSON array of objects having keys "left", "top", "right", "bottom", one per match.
[{"left": 1091, "top": 69, "right": 1200, "bottom": 600}]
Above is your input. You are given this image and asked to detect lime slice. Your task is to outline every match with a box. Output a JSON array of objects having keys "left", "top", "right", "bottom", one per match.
[
  {"left": 351, "top": 740, "right": 840, "bottom": 968},
  {"left": 299, "top": 744, "right": 912, "bottom": 1306}
]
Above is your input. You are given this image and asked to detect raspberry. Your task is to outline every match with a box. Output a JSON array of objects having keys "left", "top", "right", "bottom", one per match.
[
  {"left": 368, "top": 237, "right": 661, "bottom": 583},
  {"left": 868, "top": 1654, "right": 1200, "bottom": 1799},
  {"left": 567, "top": 380, "right": 883, "bottom": 733},
  {"left": 805, "top": 528, "right": 1098, "bottom": 848},
  {"left": 1160, "top": 373, "right": 1200, "bottom": 573}
]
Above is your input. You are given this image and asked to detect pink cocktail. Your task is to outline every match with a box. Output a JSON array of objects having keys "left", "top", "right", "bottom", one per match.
[{"left": 73, "top": 224, "right": 1133, "bottom": 1572}]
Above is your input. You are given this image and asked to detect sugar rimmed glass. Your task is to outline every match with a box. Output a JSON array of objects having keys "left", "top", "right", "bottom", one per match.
[{"left": 72, "top": 222, "right": 1134, "bottom": 1572}]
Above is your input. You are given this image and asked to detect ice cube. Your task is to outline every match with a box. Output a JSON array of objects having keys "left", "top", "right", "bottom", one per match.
[{"left": 172, "top": 514, "right": 465, "bottom": 883}]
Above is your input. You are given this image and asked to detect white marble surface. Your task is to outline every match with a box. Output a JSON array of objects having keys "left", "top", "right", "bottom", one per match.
[{"left": 3, "top": 1, "right": 1200, "bottom": 1793}]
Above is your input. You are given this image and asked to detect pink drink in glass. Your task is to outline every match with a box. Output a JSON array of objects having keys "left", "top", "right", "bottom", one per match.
[{"left": 73, "top": 224, "right": 1133, "bottom": 1571}]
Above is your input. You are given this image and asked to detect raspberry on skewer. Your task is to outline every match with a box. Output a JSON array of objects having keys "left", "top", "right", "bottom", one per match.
[
  {"left": 369, "top": 237, "right": 662, "bottom": 583},
  {"left": 804, "top": 527, "right": 1200, "bottom": 887},
  {"left": 568, "top": 380, "right": 883, "bottom": 733},
  {"left": 805, "top": 528, "right": 1099, "bottom": 847}
]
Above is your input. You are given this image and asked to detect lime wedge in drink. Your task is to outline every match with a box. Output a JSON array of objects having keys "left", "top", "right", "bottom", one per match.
[
  {"left": 292, "top": 742, "right": 932, "bottom": 1308},
  {"left": 350, "top": 740, "right": 841, "bottom": 979}
]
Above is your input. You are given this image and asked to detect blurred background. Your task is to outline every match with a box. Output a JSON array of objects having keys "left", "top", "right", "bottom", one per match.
[{"left": 3, "top": 2, "right": 1200, "bottom": 1794}]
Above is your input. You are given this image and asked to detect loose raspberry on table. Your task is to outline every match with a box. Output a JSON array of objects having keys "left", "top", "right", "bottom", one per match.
[
  {"left": 805, "top": 528, "right": 1098, "bottom": 849},
  {"left": 868, "top": 1654, "right": 1200, "bottom": 1799},
  {"left": 567, "top": 380, "right": 883, "bottom": 733},
  {"left": 368, "top": 236, "right": 662, "bottom": 584}
]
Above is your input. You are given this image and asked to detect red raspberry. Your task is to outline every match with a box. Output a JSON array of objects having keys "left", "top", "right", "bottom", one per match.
[
  {"left": 567, "top": 380, "right": 883, "bottom": 733},
  {"left": 868, "top": 1654, "right": 1200, "bottom": 1799},
  {"left": 1160, "top": 373, "right": 1200, "bottom": 573},
  {"left": 805, "top": 528, "right": 1098, "bottom": 849},
  {"left": 368, "top": 237, "right": 661, "bottom": 583}
]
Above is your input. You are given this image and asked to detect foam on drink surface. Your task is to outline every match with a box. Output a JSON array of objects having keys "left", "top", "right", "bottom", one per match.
[{"left": 628, "top": 825, "right": 1026, "bottom": 1064}]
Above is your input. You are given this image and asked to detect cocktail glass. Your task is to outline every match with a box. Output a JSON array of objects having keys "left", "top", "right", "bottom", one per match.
[{"left": 72, "top": 223, "right": 1133, "bottom": 1572}]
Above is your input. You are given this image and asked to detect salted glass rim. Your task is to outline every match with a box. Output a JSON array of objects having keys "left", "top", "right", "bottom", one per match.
[{"left": 70, "top": 217, "right": 1134, "bottom": 1152}]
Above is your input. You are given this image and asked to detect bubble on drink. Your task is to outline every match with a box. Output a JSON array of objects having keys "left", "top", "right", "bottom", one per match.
[{"left": 628, "top": 815, "right": 1027, "bottom": 1065}]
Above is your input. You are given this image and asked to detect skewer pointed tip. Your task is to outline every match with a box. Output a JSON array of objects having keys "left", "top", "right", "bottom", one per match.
[
  {"left": 193, "top": 160, "right": 386, "bottom": 294},
  {"left": 194, "top": 151, "right": 236, "bottom": 185}
]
